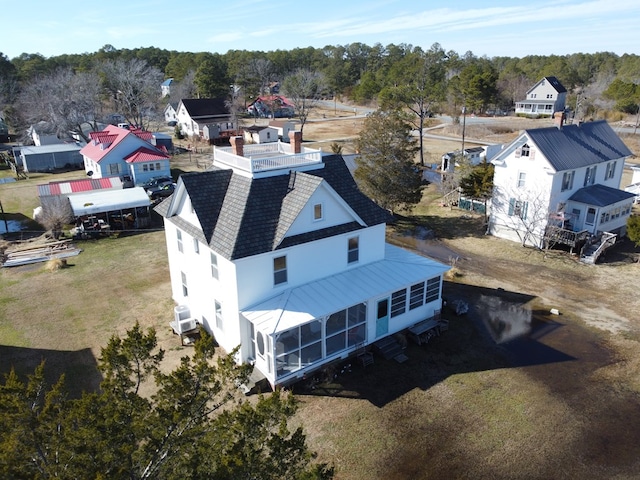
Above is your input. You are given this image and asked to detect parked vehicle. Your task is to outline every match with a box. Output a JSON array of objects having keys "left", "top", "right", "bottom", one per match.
[
  {"left": 147, "top": 182, "right": 176, "bottom": 200},
  {"left": 141, "top": 176, "right": 173, "bottom": 190}
]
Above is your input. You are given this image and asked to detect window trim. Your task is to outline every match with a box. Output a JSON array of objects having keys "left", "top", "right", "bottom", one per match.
[
  {"left": 517, "top": 171, "right": 526, "bottom": 188},
  {"left": 313, "top": 203, "right": 323, "bottom": 221},
  {"left": 215, "top": 300, "right": 223, "bottom": 330},
  {"left": 210, "top": 252, "right": 219, "bottom": 280},
  {"left": 347, "top": 236, "right": 359, "bottom": 264},
  {"left": 177, "top": 230, "right": 183, "bottom": 253},
  {"left": 181, "top": 271, "right": 188, "bottom": 297},
  {"left": 274, "top": 255, "right": 288, "bottom": 286}
]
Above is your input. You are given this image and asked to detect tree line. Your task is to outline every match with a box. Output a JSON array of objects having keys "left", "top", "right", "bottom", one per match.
[{"left": 1, "top": 43, "right": 640, "bottom": 137}]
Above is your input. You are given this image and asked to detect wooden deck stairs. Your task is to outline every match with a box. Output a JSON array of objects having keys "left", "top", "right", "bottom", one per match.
[
  {"left": 373, "top": 336, "right": 408, "bottom": 363},
  {"left": 580, "top": 232, "right": 616, "bottom": 264}
]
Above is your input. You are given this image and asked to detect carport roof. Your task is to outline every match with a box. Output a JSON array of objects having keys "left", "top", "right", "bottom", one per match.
[{"left": 69, "top": 187, "right": 150, "bottom": 216}]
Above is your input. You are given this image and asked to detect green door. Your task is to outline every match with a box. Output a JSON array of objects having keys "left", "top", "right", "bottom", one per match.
[{"left": 376, "top": 299, "right": 389, "bottom": 338}]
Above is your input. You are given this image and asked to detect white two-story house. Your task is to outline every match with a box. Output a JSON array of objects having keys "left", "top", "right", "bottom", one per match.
[
  {"left": 155, "top": 132, "right": 449, "bottom": 388},
  {"left": 488, "top": 114, "right": 635, "bottom": 260},
  {"left": 176, "top": 98, "right": 233, "bottom": 138},
  {"left": 80, "top": 125, "right": 171, "bottom": 185},
  {"left": 515, "top": 76, "right": 567, "bottom": 117}
]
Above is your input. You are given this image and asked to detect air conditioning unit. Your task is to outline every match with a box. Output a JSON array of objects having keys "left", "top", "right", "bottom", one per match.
[{"left": 171, "top": 305, "right": 197, "bottom": 334}]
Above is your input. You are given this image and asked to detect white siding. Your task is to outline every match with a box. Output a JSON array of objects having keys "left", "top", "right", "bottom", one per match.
[{"left": 234, "top": 223, "right": 386, "bottom": 310}]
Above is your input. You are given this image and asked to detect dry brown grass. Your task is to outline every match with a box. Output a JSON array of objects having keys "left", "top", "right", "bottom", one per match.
[{"left": 2, "top": 112, "right": 640, "bottom": 478}]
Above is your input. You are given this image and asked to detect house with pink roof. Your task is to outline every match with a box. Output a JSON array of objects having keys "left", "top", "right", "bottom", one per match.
[{"left": 80, "top": 125, "right": 171, "bottom": 186}]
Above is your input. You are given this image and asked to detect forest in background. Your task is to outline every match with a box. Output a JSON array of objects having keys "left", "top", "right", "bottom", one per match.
[{"left": 1, "top": 42, "right": 639, "bottom": 139}]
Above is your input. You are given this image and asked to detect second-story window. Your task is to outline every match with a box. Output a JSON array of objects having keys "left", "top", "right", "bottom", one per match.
[
  {"left": 177, "top": 230, "right": 183, "bottom": 253},
  {"left": 348, "top": 236, "right": 359, "bottom": 264},
  {"left": 521, "top": 144, "right": 530, "bottom": 157},
  {"left": 561, "top": 171, "right": 574, "bottom": 191},
  {"left": 584, "top": 165, "right": 597, "bottom": 186},
  {"left": 517, "top": 172, "right": 526, "bottom": 188},
  {"left": 274, "top": 256, "right": 287, "bottom": 285},
  {"left": 314, "top": 203, "right": 323, "bottom": 221},
  {"left": 605, "top": 161, "right": 616, "bottom": 180},
  {"left": 211, "top": 252, "right": 219, "bottom": 280},
  {"left": 193, "top": 238, "right": 199, "bottom": 254}
]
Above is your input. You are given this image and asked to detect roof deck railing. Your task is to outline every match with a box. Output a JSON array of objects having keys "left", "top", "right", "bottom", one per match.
[{"left": 214, "top": 142, "right": 322, "bottom": 174}]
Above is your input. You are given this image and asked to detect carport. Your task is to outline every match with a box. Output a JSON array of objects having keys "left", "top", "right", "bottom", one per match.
[{"left": 68, "top": 187, "right": 152, "bottom": 231}]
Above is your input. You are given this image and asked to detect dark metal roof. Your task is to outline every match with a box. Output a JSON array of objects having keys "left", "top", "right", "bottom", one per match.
[
  {"left": 569, "top": 184, "right": 636, "bottom": 207},
  {"left": 156, "top": 155, "right": 392, "bottom": 260},
  {"left": 526, "top": 120, "right": 632, "bottom": 172},
  {"left": 180, "top": 98, "right": 229, "bottom": 118}
]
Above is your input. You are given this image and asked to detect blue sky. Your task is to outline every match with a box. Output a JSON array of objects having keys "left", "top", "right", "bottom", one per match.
[{"left": 3, "top": 0, "right": 640, "bottom": 60}]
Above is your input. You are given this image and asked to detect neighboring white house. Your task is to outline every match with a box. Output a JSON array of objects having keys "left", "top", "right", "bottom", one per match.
[
  {"left": 27, "top": 123, "right": 60, "bottom": 146},
  {"left": 489, "top": 114, "right": 635, "bottom": 260},
  {"left": 155, "top": 132, "right": 450, "bottom": 389},
  {"left": 625, "top": 165, "right": 640, "bottom": 203},
  {"left": 515, "top": 76, "right": 567, "bottom": 117},
  {"left": 176, "top": 98, "right": 233, "bottom": 138},
  {"left": 242, "top": 125, "right": 278, "bottom": 144},
  {"left": 161, "top": 78, "right": 174, "bottom": 97},
  {"left": 164, "top": 102, "right": 178, "bottom": 124},
  {"left": 269, "top": 120, "right": 296, "bottom": 142},
  {"left": 80, "top": 124, "right": 171, "bottom": 185}
]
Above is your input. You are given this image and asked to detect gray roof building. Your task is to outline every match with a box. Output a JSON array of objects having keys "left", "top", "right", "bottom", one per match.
[{"left": 156, "top": 154, "right": 392, "bottom": 261}]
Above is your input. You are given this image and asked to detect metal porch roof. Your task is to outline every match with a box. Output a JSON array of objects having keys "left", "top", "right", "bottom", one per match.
[
  {"left": 569, "top": 184, "right": 636, "bottom": 207},
  {"left": 68, "top": 187, "right": 150, "bottom": 216},
  {"left": 242, "top": 244, "right": 450, "bottom": 335}
]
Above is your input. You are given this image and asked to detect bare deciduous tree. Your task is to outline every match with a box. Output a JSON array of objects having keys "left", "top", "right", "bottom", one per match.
[
  {"left": 17, "top": 68, "right": 103, "bottom": 143},
  {"left": 100, "top": 58, "right": 164, "bottom": 129},
  {"left": 38, "top": 196, "right": 74, "bottom": 239},
  {"left": 282, "top": 69, "right": 326, "bottom": 136},
  {"left": 489, "top": 184, "right": 552, "bottom": 249}
]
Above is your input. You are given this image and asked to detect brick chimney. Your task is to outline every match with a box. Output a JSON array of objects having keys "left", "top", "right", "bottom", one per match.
[
  {"left": 230, "top": 135, "right": 244, "bottom": 157},
  {"left": 289, "top": 130, "right": 302, "bottom": 154},
  {"left": 553, "top": 111, "right": 565, "bottom": 129}
]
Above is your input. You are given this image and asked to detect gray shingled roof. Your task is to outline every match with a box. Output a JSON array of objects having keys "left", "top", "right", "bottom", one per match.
[
  {"left": 156, "top": 155, "right": 392, "bottom": 261},
  {"left": 526, "top": 120, "right": 632, "bottom": 172},
  {"left": 569, "top": 184, "right": 636, "bottom": 207}
]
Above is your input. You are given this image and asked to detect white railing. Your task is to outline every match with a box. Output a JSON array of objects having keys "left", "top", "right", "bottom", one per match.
[{"left": 214, "top": 146, "right": 322, "bottom": 174}]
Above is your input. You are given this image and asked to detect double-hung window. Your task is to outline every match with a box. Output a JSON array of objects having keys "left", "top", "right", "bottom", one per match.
[
  {"left": 348, "top": 236, "right": 359, "bottom": 264},
  {"left": 605, "top": 161, "right": 616, "bottom": 180},
  {"left": 561, "top": 171, "right": 575, "bottom": 191},
  {"left": 181, "top": 272, "right": 188, "bottom": 297},
  {"left": 210, "top": 252, "right": 219, "bottom": 279},
  {"left": 177, "top": 230, "right": 183, "bottom": 253},
  {"left": 584, "top": 166, "right": 597, "bottom": 186},
  {"left": 274, "top": 256, "right": 287, "bottom": 285},
  {"left": 517, "top": 172, "right": 526, "bottom": 188},
  {"left": 215, "top": 300, "right": 223, "bottom": 330}
]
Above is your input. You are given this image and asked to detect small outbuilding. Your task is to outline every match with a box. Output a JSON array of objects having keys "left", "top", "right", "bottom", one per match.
[{"left": 18, "top": 144, "right": 84, "bottom": 173}]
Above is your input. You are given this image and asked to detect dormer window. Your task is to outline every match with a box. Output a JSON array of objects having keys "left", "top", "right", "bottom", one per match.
[{"left": 313, "top": 203, "right": 323, "bottom": 221}]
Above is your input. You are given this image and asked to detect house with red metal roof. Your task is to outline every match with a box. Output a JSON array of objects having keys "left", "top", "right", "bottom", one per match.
[{"left": 80, "top": 124, "right": 171, "bottom": 186}]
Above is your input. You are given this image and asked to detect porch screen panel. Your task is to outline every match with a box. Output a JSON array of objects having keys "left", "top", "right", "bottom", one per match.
[
  {"left": 426, "top": 276, "right": 441, "bottom": 303},
  {"left": 347, "top": 303, "right": 367, "bottom": 346},
  {"left": 409, "top": 282, "right": 425, "bottom": 310},
  {"left": 390, "top": 289, "right": 407, "bottom": 318}
]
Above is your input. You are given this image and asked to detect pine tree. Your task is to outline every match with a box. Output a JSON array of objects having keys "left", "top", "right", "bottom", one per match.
[{"left": 355, "top": 109, "right": 422, "bottom": 213}]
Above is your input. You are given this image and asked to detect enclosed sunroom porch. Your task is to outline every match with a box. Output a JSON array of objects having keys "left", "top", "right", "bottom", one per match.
[{"left": 242, "top": 244, "right": 450, "bottom": 388}]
